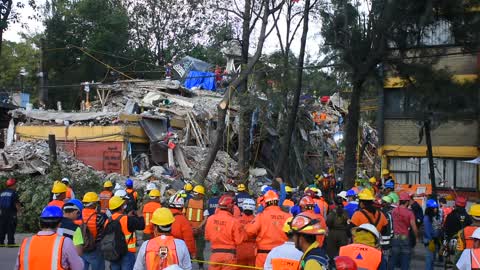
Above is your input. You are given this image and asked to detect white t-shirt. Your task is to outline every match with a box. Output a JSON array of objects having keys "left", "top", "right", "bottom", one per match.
[
  {"left": 456, "top": 249, "right": 480, "bottom": 270},
  {"left": 264, "top": 241, "right": 303, "bottom": 270}
]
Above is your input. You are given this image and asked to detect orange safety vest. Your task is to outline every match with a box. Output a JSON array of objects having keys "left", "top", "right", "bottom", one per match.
[
  {"left": 313, "top": 198, "right": 328, "bottom": 219},
  {"left": 99, "top": 190, "right": 113, "bottom": 213},
  {"left": 48, "top": 200, "right": 65, "bottom": 209},
  {"left": 18, "top": 233, "right": 65, "bottom": 270},
  {"left": 143, "top": 201, "right": 162, "bottom": 235},
  {"left": 471, "top": 249, "right": 480, "bottom": 269},
  {"left": 464, "top": 226, "right": 478, "bottom": 249},
  {"left": 272, "top": 258, "right": 300, "bottom": 270},
  {"left": 66, "top": 187, "right": 74, "bottom": 200},
  {"left": 186, "top": 198, "right": 204, "bottom": 229},
  {"left": 112, "top": 213, "right": 137, "bottom": 253},
  {"left": 339, "top": 244, "right": 382, "bottom": 270},
  {"left": 82, "top": 209, "right": 98, "bottom": 239},
  {"left": 145, "top": 235, "right": 179, "bottom": 270},
  {"left": 126, "top": 188, "right": 138, "bottom": 201}
]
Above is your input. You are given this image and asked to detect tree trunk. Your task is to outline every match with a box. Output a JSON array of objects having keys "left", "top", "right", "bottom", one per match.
[
  {"left": 274, "top": 0, "right": 311, "bottom": 178},
  {"left": 0, "top": 29, "right": 3, "bottom": 57},
  {"left": 342, "top": 79, "right": 363, "bottom": 189}
]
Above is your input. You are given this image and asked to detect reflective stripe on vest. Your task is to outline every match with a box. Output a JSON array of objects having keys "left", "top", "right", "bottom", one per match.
[
  {"left": 186, "top": 199, "right": 204, "bottom": 227},
  {"left": 339, "top": 244, "right": 382, "bottom": 270},
  {"left": 271, "top": 258, "right": 300, "bottom": 270},
  {"left": 145, "top": 235, "right": 179, "bottom": 270},
  {"left": 99, "top": 191, "right": 112, "bottom": 212},
  {"left": 472, "top": 249, "right": 480, "bottom": 269},
  {"left": 113, "top": 213, "right": 137, "bottom": 252},
  {"left": 19, "top": 234, "right": 65, "bottom": 270}
]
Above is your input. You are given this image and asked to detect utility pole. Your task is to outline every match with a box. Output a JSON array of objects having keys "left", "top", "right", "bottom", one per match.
[
  {"left": 424, "top": 119, "right": 437, "bottom": 198},
  {"left": 38, "top": 38, "right": 48, "bottom": 108},
  {"left": 48, "top": 134, "right": 57, "bottom": 162}
]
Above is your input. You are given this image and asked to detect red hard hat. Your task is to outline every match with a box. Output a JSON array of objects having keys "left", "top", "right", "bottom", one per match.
[
  {"left": 6, "top": 178, "right": 16, "bottom": 187},
  {"left": 455, "top": 196, "right": 467, "bottom": 207},
  {"left": 335, "top": 256, "right": 358, "bottom": 270},
  {"left": 218, "top": 195, "right": 234, "bottom": 210},
  {"left": 299, "top": 196, "right": 315, "bottom": 208},
  {"left": 304, "top": 189, "right": 316, "bottom": 198}
]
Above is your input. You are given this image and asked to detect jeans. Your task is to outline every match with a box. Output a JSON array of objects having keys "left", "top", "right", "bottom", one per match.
[
  {"left": 425, "top": 248, "right": 434, "bottom": 270},
  {"left": 82, "top": 248, "right": 105, "bottom": 270},
  {"left": 388, "top": 238, "right": 412, "bottom": 270},
  {"left": 110, "top": 252, "right": 135, "bottom": 270},
  {"left": 0, "top": 213, "right": 17, "bottom": 245}
]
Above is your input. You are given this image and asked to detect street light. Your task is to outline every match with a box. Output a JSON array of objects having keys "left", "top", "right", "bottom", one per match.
[{"left": 19, "top": 67, "right": 28, "bottom": 92}]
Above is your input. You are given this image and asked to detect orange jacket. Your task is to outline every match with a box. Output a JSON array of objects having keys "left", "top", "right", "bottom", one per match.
[
  {"left": 245, "top": 206, "right": 291, "bottom": 250},
  {"left": 82, "top": 209, "right": 98, "bottom": 239},
  {"left": 18, "top": 233, "right": 65, "bottom": 270},
  {"left": 111, "top": 212, "right": 137, "bottom": 253},
  {"left": 313, "top": 198, "right": 329, "bottom": 219},
  {"left": 126, "top": 188, "right": 138, "bottom": 202},
  {"left": 205, "top": 209, "right": 246, "bottom": 249},
  {"left": 66, "top": 187, "right": 74, "bottom": 200},
  {"left": 237, "top": 214, "right": 256, "bottom": 242},
  {"left": 99, "top": 190, "right": 113, "bottom": 213},
  {"left": 170, "top": 208, "right": 197, "bottom": 257},
  {"left": 48, "top": 200, "right": 65, "bottom": 209},
  {"left": 143, "top": 201, "right": 162, "bottom": 235},
  {"left": 339, "top": 244, "right": 382, "bottom": 270},
  {"left": 145, "top": 235, "right": 178, "bottom": 269}
]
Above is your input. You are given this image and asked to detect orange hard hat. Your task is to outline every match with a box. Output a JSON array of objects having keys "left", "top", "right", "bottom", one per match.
[
  {"left": 218, "top": 195, "right": 234, "bottom": 210},
  {"left": 264, "top": 190, "right": 279, "bottom": 203},
  {"left": 299, "top": 196, "right": 315, "bottom": 208},
  {"left": 290, "top": 211, "right": 325, "bottom": 235}
]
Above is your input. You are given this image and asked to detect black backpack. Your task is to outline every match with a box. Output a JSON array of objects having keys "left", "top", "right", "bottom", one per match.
[
  {"left": 99, "top": 215, "right": 128, "bottom": 261},
  {"left": 81, "top": 213, "right": 97, "bottom": 252}
]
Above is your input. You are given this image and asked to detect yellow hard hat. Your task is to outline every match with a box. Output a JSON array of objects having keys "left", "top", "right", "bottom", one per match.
[
  {"left": 358, "top": 189, "right": 375, "bottom": 201},
  {"left": 369, "top": 177, "right": 377, "bottom": 184},
  {"left": 382, "top": 169, "right": 390, "bottom": 175},
  {"left": 52, "top": 181, "right": 67, "bottom": 194},
  {"left": 150, "top": 208, "right": 175, "bottom": 226},
  {"left": 103, "top": 181, "right": 113, "bottom": 188},
  {"left": 285, "top": 186, "right": 293, "bottom": 193},
  {"left": 328, "top": 167, "right": 335, "bottom": 174},
  {"left": 193, "top": 185, "right": 205, "bottom": 195},
  {"left": 469, "top": 204, "right": 480, "bottom": 217},
  {"left": 445, "top": 194, "right": 455, "bottom": 201},
  {"left": 184, "top": 183, "right": 193, "bottom": 192},
  {"left": 109, "top": 196, "right": 125, "bottom": 210},
  {"left": 237, "top": 184, "right": 246, "bottom": 192},
  {"left": 283, "top": 217, "right": 293, "bottom": 233},
  {"left": 149, "top": 189, "right": 161, "bottom": 197},
  {"left": 82, "top": 192, "right": 99, "bottom": 203},
  {"left": 315, "top": 174, "right": 320, "bottom": 179}
]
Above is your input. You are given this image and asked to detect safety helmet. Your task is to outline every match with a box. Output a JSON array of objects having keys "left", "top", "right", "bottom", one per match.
[
  {"left": 146, "top": 183, "right": 157, "bottom": 192},
  {"left": 315, "top": 174, "right": 321, "bottom": 179},
  {"left": 61, "top": 177, "right": 70, "bottom": 184},
  {"left": 304, "top": 189, "right": 317, "bottom": 198},
  {"left": 399, "top": 192, "right": 410, "bottom": 201},
  {"left": 193, "top": 185, "right": 205, "bottom": 195},
  {"left": 125, "top": 179, "right": 133, "bottom": 187},
  {"left": 109, "top": 196, "right": 125, "bottom": 210},
  {"left": 242, "top": 198, "right": 256, "bottom": 211},
  {"left": 328, "top": 167, "right": 335, "bottom": 174},
  {"left": 337, "top": 191, "right": 347, "bottom": 200},
  {"left": 382, "top": 196, "right": 393, "bottom": 204},
  {"left": 299, "top": 196, "right": 315, "bottom": 208},
  {"left": 469, "top": 204, "right": 480, "bottom": 217},
  {"left": 64, "top": 199, "right": 84, "bottom": 212},
  {"left": 346, "top": 189, "right": 357, "bottom": 197},
  {"left": 315, "top": 189, "right": 322, "bottom": 197},
  {"left": 168, "top": 194, "right": 185, "bottom": 208},
  {"left": 237, "top": 184, "right": 246, "bottom": 192},
  {"left": 455, "top": 196, "right": 467, "bottom": 207},
  {"left": 358, "top": 189, "right": 375, "bottom": 201},
  {"left": 261, "top": 186, "right": 273, "bottom": 195},
  {"left": 335, "top": 256, "right": 358, "bottom": 270},
  {"left": 369, "top": 177, "right": 377, "bottom": 184},
  {"left": 384, "top": 181, "right": 395, "bottom": 189},
  {"left": 285, "top": 186, "right": 293, "bottom": 193},
  {"left": 184, "top": 183, "right": 193, "bottom": 192},
  {"left": 471, "top": 227, "right": 480, "bottom": 240},
  {"left": 282, "top": 217, "right": 294, "bottom": 233},
  {"left": 290, "top": 212, "right": 326, "bottom": 235},
  {"left": 149, "top": 189, "right": 161, "bottom": 198},
  {"left": 103, "top": 181, "right": 113, "bottom": 188},
  {"left": 382, "top": 169, "right": 390, "bottom": 175},
  {"left": 6, "top": 178, "right": 16, "bottom": 187},
  {"left": 114, "top": 189, "right": 128, "bottom": 198},
  {"left": 264, "top": 190, "right": 279, "bottom": 203},
  {"left": 426, "top": 199, "right": 438, "bottom": 208},
  {"left": 150, "top": 208, "right": 175, "bottom": 226},
  {"left": 445, "top": 194, "right": 455, "bottom": 201},
  {"left": 52, "top": 181, "right": 68, "bottom": 194},
  {"left": 218, "top": 195, "right": 234, "bottom": 210},
  {"left": 82, "top": 192, "right": 99, "bottom": 203},
  {"left": 40, "top": 206, "right": 63, "bottom": 219},
  {"left": 354, "top": 223, "right": 380, "bottom": 241}
]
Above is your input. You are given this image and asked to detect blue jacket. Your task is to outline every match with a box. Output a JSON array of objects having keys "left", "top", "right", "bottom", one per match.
[
  {"left": 344, "top": 202, "right": 359, "bottom": 218},
  {"left": 207, "top": 196, "right": 219, "bottom": 216},
  {"left": 423, "top": 215, "right": 440, "bottom": 243}
]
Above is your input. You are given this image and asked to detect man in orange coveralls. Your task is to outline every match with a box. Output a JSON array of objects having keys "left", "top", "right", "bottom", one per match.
[
  {"left": 236, "top": 198, "right": 257, "bottom": 267},
  {"left": 246, "top": 190, "right": 292, "bottom": 267},
  {"left": 205, "top": 194, "right": 246, "bottom": 270}
]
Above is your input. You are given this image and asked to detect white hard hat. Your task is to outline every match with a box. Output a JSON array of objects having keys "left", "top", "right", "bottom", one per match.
[
  {"left": 316, "top": 189, "right": 322, "bottom": 197},
  {"left": 146, "top": 183, "right": 156, "bottom": 192},
  {"left": 471, "top": 227, "right": 480, "bottom": 240},
  {"left": 355, "top": 223, "right": 380, "bottom": 240},
  {"left": 242, "top": 198, "right": 256, "bottom": 211},
  {"left": 337, "top": 191, "right": 347, "bottom": 200},
  {"left": 61, "top": 177, "right": 70, "bottom": 183},
  {"left": 260, "top": 185, "right": 269, "bottom": 193},
  {"left": 114, "top": 190, "right": 128, "bottom": 198},
  {"left": 168, "top": 194, "right": 185, "bottom": 209}
]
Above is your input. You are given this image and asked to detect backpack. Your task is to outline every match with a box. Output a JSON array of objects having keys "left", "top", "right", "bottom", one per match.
[
  {"left": 360, "top": 209, "right": 381, "bottom": 227},
  {"left": 81, "top": 213, "right": 97, "bottom": 252},
  {"left": 99, "top": 215, "right": 128, "bottom": 261}
]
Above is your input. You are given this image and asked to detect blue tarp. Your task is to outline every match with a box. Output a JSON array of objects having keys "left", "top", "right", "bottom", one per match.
[{"left": 184, "top": 70, "right": 216, "bottom": 91}]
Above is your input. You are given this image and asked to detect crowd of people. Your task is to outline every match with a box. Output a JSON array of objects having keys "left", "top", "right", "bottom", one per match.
[{"left": 1, "top": 170, "right": 479, "bottom": 270}]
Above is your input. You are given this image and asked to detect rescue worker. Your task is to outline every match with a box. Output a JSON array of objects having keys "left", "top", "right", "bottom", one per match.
[
  {"left": 351, "top": 189, "right": 388, "bottom": 233},
  {"left": 15, "top": 206, "right": 84, "bottom": 270},
  {"left": 235, "top": 183, "right": 252, "bottom": 210},
  {"left": 283, "top": 186, "right": 295, "bottom": 209},
  {"left": 49, "top": 181, "right": 68, "bottom": 208},
  {"left": 108, "top": 196, "right": 145, "bottom": 270},
  {"left": 383, "top": 181, "right": 398, "bottom": 204},
  {"left": 99, "top": 180, "right": 114, "bottom": 213},
  {"left": 439, "top": 197, "right": 452, "bottom": 225},
  {"left": 206, "top": 186, "right": 220, "bottom": 217},
  {"left": 456, "top": 203, "right": 480, "bottom": 258},
  {"left": 0, "top": 178, "right": 20, "bottom": 247},
  {"left": 444, "top": 196, "right": 472, "bottom": 240},
  {"left": 336, "top": 191, "right": 348, "bottom": 207},
  {"left": 143, "top": 189, "right": 162, "bottom": 240},
  {"left": 205, "top": 194, "right": 245, "bottom": 270},
  {"left": 290, "top": 211, "right": 329, "bottom": 269},
  {"left": 134, "top": 208, "right": 192, "bottom": 270},
  {"left": 81, "top": 192, "right": 107, "bottom": 270},
  {"left": 182, "top": 183, "right": 194, "bottom": 200},
  {"left": 381, "top": 169, "right": 394, "bottom": 184},
  {"left": 298, "top": 196, "right": 327, "bottom": 247},
  {"left": 456, "top": 227, "right": 480, "bottom": 270},
  {"left": 334, "top": 256, "right": 358, "bottom": 270},
  {"left": 145, "top": 182, "right": 157, "bottom": 196},
  {"left": 246, "top": 190, "right": 292, "bottom": 267},
  {"left": 369, "top": 177, "right": 379, "bottom": 195},
  {"left": 339, "top": 223, "right": 383, "bottom": 270},
  {"left": 326, "top": 196, "right": 349, "bottom": 262},
  {"left": 237, "top": 198, "right": 257, "bottom": 267},
  {"left": 125, "top": 178, "right": 138, "bottom": 209},
  {"left": 344, "top": 189, "right": 359, "bottom": 218},
  {"left": 62, "top": 177, "right": 75, "bottom": 200},
  {"left": 185, "top": 185, "right": 207, "bottom": 268},
  {"left": 424, "top": 198, "right": 441, "bottom": 270},
  {"left": 388, "top": 192, "right": 419, "bottom": 270},
  {"left": 379, "top": 196, "right": 394, "bottom": 269},
  {"left": 264, "top": 217, "right": 303, "bottom": 270},
  {"left": 59, "top": 200, "right": 84, "bottom": 255},
  {"left": 311, "top": 188, "right": 329, "bottom": 219},
  {"left": 168, "top": 194, "right": 197, "bottom": 259}
]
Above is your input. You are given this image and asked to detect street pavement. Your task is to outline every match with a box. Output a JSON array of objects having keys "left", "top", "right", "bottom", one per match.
[{"left": 0, "top": 233, "right": 445, "bottom": 269}]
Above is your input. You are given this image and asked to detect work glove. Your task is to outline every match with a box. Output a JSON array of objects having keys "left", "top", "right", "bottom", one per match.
[
  {"left": 314, "top": 204, "right": 321, "bottom": 214},
  {"left": 290, "top": 205, "right": 301, "bottom": 216}
]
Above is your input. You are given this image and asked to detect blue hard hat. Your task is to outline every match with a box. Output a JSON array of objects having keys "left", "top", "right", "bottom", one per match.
[
  {"left": 65, "top": 199, "right": 84, "bottom": 212},
  {"left": 426, "top": 199, "right": 438, "bottom": 208},
  {"left": 261, "top": 186, "right": 273, "bottom": 195},
  {"left": 125, "top": 179, "right": 133, "bottom": 187},
  {"left": 40, "top": 206, "right": 63, "bottom": 219},
  {"left": 384, "top": 181, "right": 395, "bottom": 189},
  {"left": 346, "top": 189, "right": 356, "bottom": 197}
]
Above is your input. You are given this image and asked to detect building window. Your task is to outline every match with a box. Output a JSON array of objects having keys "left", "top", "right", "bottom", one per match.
[{"left": 389, "top": 157, "right": 478, "bottom": 190}]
